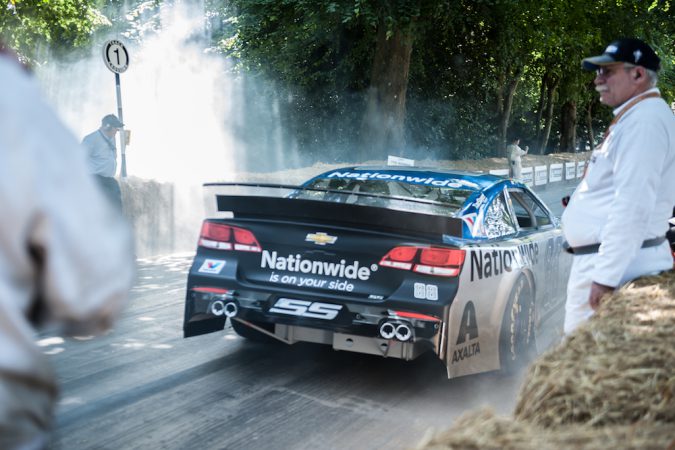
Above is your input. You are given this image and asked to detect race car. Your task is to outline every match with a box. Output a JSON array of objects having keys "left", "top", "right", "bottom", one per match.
[{"left": 183, "top": 166, "right": 572, "bottom": 378}]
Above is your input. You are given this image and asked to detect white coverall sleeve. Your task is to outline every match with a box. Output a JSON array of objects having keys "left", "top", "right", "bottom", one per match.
[{"left": 592, "top": 120, "right": 669, "bottom": 287}]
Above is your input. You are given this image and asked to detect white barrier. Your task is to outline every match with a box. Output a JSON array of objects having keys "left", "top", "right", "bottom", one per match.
[
  {"left": 486, "top": 161, "right": 583, "bottom": 188},
  {"left": 521, "top": 167, "right": 534, "bottom": 186},
  {"left": 549, "top": 163, "right": 563, "bottom": 182},
  {"left": 565, "top": 162, "right": 576, "bottom": 180},
  {"left": 387, "top": 155, "right": 415, "bottom": 166},
  {"left": 534, "top": 165, "right": 548, "bottom": 185}
]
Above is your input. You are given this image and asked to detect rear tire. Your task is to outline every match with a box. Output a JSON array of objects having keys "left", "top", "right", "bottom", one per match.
[
  {"left": 499, "top": 274, "right": 536, "bottom": 373},
  {"left": 230, "top": 318, "right": 277, "bottom": 343}
]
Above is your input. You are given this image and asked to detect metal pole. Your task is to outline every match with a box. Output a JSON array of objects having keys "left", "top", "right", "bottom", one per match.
[{"left": 115, "top": 72, "right": 127, "bottom": 178}]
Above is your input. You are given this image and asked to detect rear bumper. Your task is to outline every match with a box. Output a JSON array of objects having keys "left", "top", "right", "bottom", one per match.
[
  {"left": 274, "top": 323, "right": 432, "bottom": 360},
  {"left": 183, "top": 286, "right": 448, "bottom": 360}
]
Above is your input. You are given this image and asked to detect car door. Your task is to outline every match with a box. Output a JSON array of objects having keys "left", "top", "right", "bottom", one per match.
[{"left": 505, "top": 187, "right": 568, "bottom": 319}]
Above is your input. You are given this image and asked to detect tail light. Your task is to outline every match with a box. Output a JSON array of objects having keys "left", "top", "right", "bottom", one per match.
[
  {"left": 192, "top": 286, "right": 229, "bottom": 295},
  {"left": 380, "top": 246, "right": 465, "bottom": 277},
  {"left": 379, "top": 246, "right": 417, "bottom": 270},
  {"left": 198, "top": 221, "right": 261, "bottom": 252},
  {"left": 391, "top": 310, "right": 441, "bottom": 322}
]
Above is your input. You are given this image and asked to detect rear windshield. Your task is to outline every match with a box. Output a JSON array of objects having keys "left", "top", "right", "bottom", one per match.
[{"left": 297, "top": 177, "right": 472, "bottom": 216}]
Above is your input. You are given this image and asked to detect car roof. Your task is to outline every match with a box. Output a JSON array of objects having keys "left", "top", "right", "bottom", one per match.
[{"left": 310, "top": 165, "right": 513, "bottom": 191}]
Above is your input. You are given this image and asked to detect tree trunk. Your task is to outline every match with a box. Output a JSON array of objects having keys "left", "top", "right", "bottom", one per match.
[
  {"left": 497, "top": 67, "right": 522, "bottom": 155},
  {"left": 559, "top": 100, "right": 577, "bottom": 152},
  {"left": 538, "top": 76, "right": 558, "bottom": 154},
  {"left": 534, "top": 71, "right": 549, "bottom": 147},
  {"left": 496, "top": 72, "right": 505, "bottom": 126},
  {"left": 361, "top": 24, "right": 413, "bottom": 160},
  {"left": 585, "top": 99, "right": 595, "bottom": 151}
]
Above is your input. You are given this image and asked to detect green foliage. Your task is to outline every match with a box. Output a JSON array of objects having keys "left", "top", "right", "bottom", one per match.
[
  {"left": 7, "top": 0, "right": 672, "bottom": 159},
  {"left": 212, "top": 0, "right": 667, "bottom": 158},
  {"left": 0, "top": 0, "right": 110, "bottom": 63}
]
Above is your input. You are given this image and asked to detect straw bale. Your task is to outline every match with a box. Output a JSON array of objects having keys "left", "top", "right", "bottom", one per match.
[
  {"left": 416, "top": 271, "right": 675, "bottom": 450},
  {"left": 416, "top": 408, "right": 675, "bottom": 450},
  {"left": 514, "top": 271, "right": 675, "bottom": 427}
]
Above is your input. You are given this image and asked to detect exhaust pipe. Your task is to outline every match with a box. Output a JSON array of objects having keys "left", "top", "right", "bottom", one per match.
[
  {"left": 210, "top": 300, "right": 225, "bottom": 316},
  {"left": 223, "top": 302, "right": 238, "bottom": 318},
  {"left": 379, "top": 321, "right": 396, "bottom": 340},
  {"left": 395, "top": 323, "right": 413, "bottom": 342},
  {"left": 379, "top": 320, "right": 414, "bottom": 342}
]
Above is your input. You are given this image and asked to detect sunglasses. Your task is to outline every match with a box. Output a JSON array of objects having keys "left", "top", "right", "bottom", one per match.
[{"left": 595, "top": 64, "right": 635, "bottom": 77}]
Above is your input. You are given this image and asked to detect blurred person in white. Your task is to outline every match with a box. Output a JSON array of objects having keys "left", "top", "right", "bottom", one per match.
[
  {"left": 506, "top": 137, "right": 528, "bottom": 180},
  {"left": 0, "top": 45, "right": 135, "bottom": 449}
]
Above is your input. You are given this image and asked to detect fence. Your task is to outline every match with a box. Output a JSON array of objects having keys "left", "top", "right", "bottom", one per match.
[{"left": 489, "top": 159, "right": 588, "bottom": 187}]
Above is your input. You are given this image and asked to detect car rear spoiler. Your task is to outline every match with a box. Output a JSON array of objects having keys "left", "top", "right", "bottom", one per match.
[{"left": 205, "top": 183, "right": 464, "bottom": 239}]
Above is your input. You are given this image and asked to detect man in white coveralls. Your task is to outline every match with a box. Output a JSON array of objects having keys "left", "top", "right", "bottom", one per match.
[
  {"left": 506, "top": 137, "right": 528, "bottom": 180},
  {"left": 0, "top": 46, "right": 135, "bottom": 449},
  {"left": 561, "top": 38, "right": 675, "bottom": 334}
]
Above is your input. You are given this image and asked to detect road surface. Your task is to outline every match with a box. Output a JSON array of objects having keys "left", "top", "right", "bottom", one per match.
[{"left": 45, "top": 181, "right": 576, "bottom": 449}]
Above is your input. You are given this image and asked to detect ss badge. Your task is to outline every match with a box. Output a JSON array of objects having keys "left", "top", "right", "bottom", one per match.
[{"left": 269, "top": 298, "right": 342, "bottom": 320}]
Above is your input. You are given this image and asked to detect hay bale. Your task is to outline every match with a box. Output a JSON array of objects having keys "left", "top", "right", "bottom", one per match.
[
  {"left": 416, "top": 408, "right": 675, "bottom": 450},
  {"left": 416, "top": 409, "right": 544, "bottom": 450},
  {"left": 514, "top": 271, "right": 675, "bottom": 427},
  {"left": 417, "top": 271, "right": 675, "bottom": 450}
]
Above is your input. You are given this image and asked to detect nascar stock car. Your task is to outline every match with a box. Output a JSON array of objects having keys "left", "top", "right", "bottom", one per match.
[{"left": 183, "top": 166, "right": 573, "bottom": 378}]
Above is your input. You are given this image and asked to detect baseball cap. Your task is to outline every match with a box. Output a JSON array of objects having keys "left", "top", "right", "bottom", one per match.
[
  {"left": 582, "top": 38, "right": 660, "bottom": 72},
  {"left": 102, "top": 114, "right": 124, "bottom": 128}
]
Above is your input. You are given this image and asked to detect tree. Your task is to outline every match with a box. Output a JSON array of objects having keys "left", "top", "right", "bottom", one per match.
[
  {"left": 217, "top": 0, "right": 459, "bottom": 160},
  {"left": 480, "top": 0, "right": 535, "bottom": 153},
  {"left": 534, "top": 69, "right": 560, "bottom": 154},
  {"left": 537, "top": 0, "right": 675, "bottom": 153},
  {"left": 360, "top": 11, "right": 413, "bottom": 158},
  {"left": 190, "top": 0, "right": 675, "bottom": 161},
  {"left": 0, "top": 0, "right": 110, "bottom": 63}
]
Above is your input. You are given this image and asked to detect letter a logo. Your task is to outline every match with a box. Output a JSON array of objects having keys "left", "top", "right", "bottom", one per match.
[{"left": 456, "top": 301, "right": 479, "bottom": 344}]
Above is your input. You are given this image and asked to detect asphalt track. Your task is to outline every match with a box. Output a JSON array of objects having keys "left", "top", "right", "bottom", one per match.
[{"left": 45, "top": 180, "right": 577, "bottom": 450}]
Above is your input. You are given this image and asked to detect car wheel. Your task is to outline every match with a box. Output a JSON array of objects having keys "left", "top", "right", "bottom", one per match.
[
  {"left": 499, "top": 274, "right": 536, "bottom": 373},
  {"left": 230, "top": 318, "right": 277, "bottom": 343}
]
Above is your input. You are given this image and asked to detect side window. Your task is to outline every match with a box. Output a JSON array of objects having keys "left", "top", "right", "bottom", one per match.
[
  {"left": 532, "top": 201, "right": 552, "bottom": 227},
  {"left": 484, "top": 192, "right": 516, "bottom": 239},
  {"left": 509, "top": 190, "right": 553, "bottom": 229},
  {"left": 510, "top": 194, "right": 533, "bottom": 228}
]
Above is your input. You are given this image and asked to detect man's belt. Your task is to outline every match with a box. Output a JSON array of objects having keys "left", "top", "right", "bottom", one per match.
[{"left": 564, "top": 237, "right": 666, "bottom": 255}]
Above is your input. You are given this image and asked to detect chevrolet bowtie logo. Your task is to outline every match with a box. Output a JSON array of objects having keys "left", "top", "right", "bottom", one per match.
[{"left": 305, "top": 232, "right": 338, "bottom": 246}]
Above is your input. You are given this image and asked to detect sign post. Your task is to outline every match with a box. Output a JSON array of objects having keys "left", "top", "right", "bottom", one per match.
[{"left": 102, "top": 39, "right": 130, "bottom": 177}]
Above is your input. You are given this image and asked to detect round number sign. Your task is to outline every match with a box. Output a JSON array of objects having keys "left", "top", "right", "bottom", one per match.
[{"left": 102, "top": 39, "right": 129, "bottom": 74}]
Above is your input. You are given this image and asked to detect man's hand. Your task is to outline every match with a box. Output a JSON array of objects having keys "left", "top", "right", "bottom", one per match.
[
  {"left": 561, "top": 195, "right": 570, "bottom": 207},
  {"left": 589, "top": 282, "right": 615, "bottom": 311}
]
